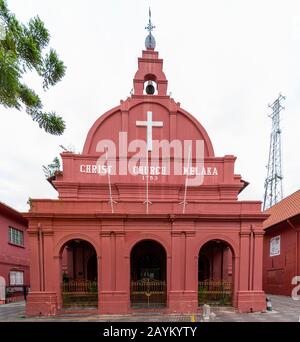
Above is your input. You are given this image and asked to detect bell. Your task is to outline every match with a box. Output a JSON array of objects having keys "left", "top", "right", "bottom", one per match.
[{"left": 145, "top": 81, "right": 155, "bottom": 95}]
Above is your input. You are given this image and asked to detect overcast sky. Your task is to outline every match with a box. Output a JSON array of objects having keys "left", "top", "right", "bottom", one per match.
[{"left": 1, "top": 0, "right": 300, "bottom": 212}]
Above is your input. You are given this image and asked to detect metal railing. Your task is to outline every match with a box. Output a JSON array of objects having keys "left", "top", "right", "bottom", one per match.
[
  {"left": 198, "top": 280, "right": 232, "bottom": 306},
  {"left": 62, "top": 280, "right": 97, "bottom": 294},
  {"left": 62, "top": 280, "right": 98, "bottom": 307},
  {"left": 130, "top": 278, "right": 166, "bottom": 307},
  {"left": 131, "top": 278, "right": 166, "bottom": 294},
  {"left": 5, "top": 285, "right": 29, "bottom": 303}
]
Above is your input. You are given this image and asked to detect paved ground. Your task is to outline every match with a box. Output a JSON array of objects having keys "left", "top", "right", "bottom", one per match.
[{"left": 0, "top": 295, "right": 299, "bottom": 322}]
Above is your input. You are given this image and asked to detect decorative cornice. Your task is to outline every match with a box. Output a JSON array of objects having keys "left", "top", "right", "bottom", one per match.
[
  {"left": 24, "top": 212, "right": 268, "bottom": 223},
  {"left": 171, "top": 231, "right": 183, "bottom": 236},
  {"left": 239, "top": 231, "right": 251, "bottom": 237},
  {"left": 42, "top": 229, "right": 54, "bottom": 236},
  {"left": 171, "top": 230, "right": 195, "bottom": 236},
  {"left": 27, "top": 229, "right": 38, "bottom": 236},
  {"left": 100, "top": 231, "right": 112, "bottom": 237},
  {"left": 253, "top": 231, "right": 265, "bottom": 237},
  {"left": 100, "top": 231, "right": 125, "bottom": 237}
]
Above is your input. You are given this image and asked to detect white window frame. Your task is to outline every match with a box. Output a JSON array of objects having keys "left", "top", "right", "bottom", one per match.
[
  {"left": 9, "top": 271, "right": 24, "bottom": 286},
  {"left": 8, "top": 227, "right": 24, "bottom": 246},
  {"left": 270, "top": 235, "right": 281, "bottom": 257}
]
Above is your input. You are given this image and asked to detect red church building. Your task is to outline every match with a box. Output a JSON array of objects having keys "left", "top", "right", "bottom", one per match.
[
  {"left": 0, "top": 201, "right": 29, "bottom": 304},
  {"left": 263, "top": 190, "right": 300, "bottom": 296},
  {"left": 25, "top": 17, "right": 267, "bottom": 316}
]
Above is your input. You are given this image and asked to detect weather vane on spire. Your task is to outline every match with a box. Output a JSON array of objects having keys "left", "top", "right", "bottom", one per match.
[{"left": 145, "top": 7, "right": 156, "bottom": 50}]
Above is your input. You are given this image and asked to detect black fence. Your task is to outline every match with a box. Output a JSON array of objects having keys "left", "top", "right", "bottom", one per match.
[{"left": 5, "top": 285, "right": 29, "bottom": 303}]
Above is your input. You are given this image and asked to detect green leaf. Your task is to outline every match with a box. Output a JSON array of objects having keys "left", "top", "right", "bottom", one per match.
[
  {"left": 0, "top": 47, "right": 21, "bottom": 108},
  {"left": 42, "top": 49, "right": 66, "bottom": 89},
  {"left": 17, "top": 32, "right": 42, "bottom": 70},
  {"left": 0, "top": 0, "right": 66, "bottom": 135},
  {"left": 27, "top": 108, "right": 65, "bottom": 135},
  {"left": 42, "top": 156, "right": 61, "bottom": 178},
  {"left": 18, "top": 84, "right": 42, "bottom": 108},
  {"left": 28, "top": 16, "right": 49, "bottom": 50}
]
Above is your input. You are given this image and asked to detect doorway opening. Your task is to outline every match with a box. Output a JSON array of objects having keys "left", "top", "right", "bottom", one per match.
[
  {"left": 60, "top": 239, "right": 98, "bottom": 308},
  {"left": 198, "top": 240, "right": 233, "bottom": 306},
  {"left": 130, "top": 240, "right": 167, "bottom": 308}
]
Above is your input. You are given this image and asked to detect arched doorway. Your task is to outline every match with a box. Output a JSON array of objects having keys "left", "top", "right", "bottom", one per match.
[
  {"left": 130, "top": 240, "right": 167, "bottom": 308},
  {"left": 60, "top": 239, "right": 98, "bottom": 308},
  {"left": 198, "top": 240, "right": 234, "bottom": 306}
]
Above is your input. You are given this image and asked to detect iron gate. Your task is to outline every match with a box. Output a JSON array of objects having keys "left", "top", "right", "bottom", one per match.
[
  {"left": 62, "top": 280, "right": 98, "bottom": 307},
  {"left": 198, "top": 280, "right": 232, "bottom": 306},
  {"left": 130, "top": 278, "right": 166, "bottom": 308}
]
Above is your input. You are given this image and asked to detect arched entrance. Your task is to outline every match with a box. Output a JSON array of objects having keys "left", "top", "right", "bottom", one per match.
[
  {"left": 60, "top": 239, "right": 98, "bottom": 308},
  {"left": 198, "top": 239, "right": 234, "bottom": 306},
  {"left": 130, "top": 240, "right": 167, "bottom": 308}
]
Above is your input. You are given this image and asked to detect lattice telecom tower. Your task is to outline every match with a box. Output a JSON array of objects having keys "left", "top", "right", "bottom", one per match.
[{"left": 263, "top": 94, "right": 285, "bottom": 210}]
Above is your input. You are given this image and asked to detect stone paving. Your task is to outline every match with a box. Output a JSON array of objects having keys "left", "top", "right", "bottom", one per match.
[{"left": 0, "top": 295, "right": 299, "bottom": 322}]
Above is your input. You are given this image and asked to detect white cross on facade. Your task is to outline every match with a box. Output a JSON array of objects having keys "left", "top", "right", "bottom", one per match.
[{"left": 136, "top": 111, "right": 163, "bottom": 151}]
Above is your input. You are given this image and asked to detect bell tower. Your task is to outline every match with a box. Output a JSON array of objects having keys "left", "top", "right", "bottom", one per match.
[{"left": 133, "top": 9, "right": 168, "bottom": 96}]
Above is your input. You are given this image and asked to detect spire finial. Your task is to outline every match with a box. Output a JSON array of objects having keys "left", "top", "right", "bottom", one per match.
[
  {"left": 145, "top": 7, "right": 156, "bottom": 50},
  {"left": 145, "top": 7, "right": 155, "bottom": 34}
]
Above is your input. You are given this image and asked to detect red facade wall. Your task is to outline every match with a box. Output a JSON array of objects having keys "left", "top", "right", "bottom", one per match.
[
  {"left": 24, "top": 48, "right": 267, "bottom": 316},
  {"left": 0, "top": 203, "right": 29, "bottom": 299},
  {"left": 263, "top": 215, "right": 300, "bottom": 296}
]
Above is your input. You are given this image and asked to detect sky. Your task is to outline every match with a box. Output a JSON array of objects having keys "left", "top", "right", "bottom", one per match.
[{"left": 1, "top": 0, "right": 300, "bottom": 212}]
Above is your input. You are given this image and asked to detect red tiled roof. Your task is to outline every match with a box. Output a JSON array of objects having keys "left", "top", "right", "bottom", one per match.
[{"left": 263, "top": 189, "right": 300, "bottom": 229}]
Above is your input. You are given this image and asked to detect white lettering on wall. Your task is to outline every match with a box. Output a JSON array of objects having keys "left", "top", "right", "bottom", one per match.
[
  {"left": 183, "top": 167, "right": 218, "bottom": 176},
  {"left": 79, "top": 164, "right": 219, "bottom": 177},
  {"left": 80, "top": 164, "right": 113, "bottom": 175}
]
